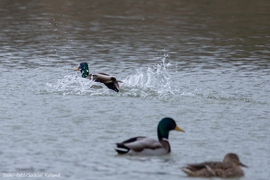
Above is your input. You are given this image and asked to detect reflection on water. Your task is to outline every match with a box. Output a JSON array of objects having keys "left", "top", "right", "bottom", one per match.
[
  {"left": 0, "top": 0, "right": 269, "bottom": 70},
  {"left": 1, "top": 1, "right": 270, "bottom": 180}
]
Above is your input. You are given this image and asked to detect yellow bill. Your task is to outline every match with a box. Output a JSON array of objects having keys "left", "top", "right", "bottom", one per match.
[{"left": 175, "top": 126, "right": 185, "bottom": 132}]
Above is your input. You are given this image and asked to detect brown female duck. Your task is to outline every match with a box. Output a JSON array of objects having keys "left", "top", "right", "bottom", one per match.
[{"left": 181, "top": 153, "right": 248, "bottom": 178}]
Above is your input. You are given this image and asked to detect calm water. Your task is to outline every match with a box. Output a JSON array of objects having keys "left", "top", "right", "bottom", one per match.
[{"left": 1, "top": 0, "right": 270, "bottom": 180}]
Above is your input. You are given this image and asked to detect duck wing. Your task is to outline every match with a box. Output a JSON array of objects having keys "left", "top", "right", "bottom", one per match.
[
  {"left": 93, "top": 73, "right": 115, "bottom": 84},
  {"left": 97, "top": 72, "right": 110, "bottom": 76},
  {"left": 96, "top": 73, "right": 123, "bottom": 82},
  {"left": 115, "top": 136, "right": 168, "bottom": 155},
  {"left": 187, "top": 162, "right": 225, "bottom": 170},
  {"left": 93, "top": 73, "right": 121, "bottom": 92},
  {"left": 182, "top": 162, "right": 238, "bottom": 177},
  {"left": 196, "top": 162, "right": 244, "bottom": 177},
  {"left": 104, "top": 82, "right": 120, "bottom": 92}
]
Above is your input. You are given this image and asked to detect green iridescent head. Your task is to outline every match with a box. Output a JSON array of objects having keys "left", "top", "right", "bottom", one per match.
[
  {"left": 75, "top": 62, "right": 89, "bottom": 78},
  {"left": 157, "top": 117, "right": 184, "bottom": 140}
]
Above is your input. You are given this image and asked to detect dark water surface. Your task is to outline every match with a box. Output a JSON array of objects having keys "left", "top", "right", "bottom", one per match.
[{"left": 1, "top": 0, "right": 269, "bottom": 180}]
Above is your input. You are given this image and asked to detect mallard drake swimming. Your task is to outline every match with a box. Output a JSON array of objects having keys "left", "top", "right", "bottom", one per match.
[
  {"left": 181, "top": 153, "right": 248, "bottom": 178},
  {"left": 114, "top": 117, "right": 184, "bottom": 156},
  {"left": 74, "top": 62, "right": 122, "bottom": 92}
]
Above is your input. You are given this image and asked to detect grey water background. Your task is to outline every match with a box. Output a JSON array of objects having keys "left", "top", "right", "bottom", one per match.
[{"left": 0, "top": 0, "right": 269, "bottom": 179}]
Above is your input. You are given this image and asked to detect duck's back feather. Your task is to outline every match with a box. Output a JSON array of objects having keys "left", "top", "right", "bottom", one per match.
[
  {"left": 182, "top": 162, "right": 244, "bottom": 177},
  {"left": 90, "top": 73, "right": 120, "bottom": 92},
  {"left": 115, "top": 136, "right": 170, "bottom": 156}
]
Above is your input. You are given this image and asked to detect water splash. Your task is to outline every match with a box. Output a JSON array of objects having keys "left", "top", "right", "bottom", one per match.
[
  {"left": 42, "top": 55, "right": 259, "bottom": 104},
  {"left": 44, "top": 54, "right": 177, "bottom": 99},
  {"left": 45, "top": 74, "right": 110, "bottom": 96},
  {"left": 122, "top": 54, "right": 175, "bottom": 99}
]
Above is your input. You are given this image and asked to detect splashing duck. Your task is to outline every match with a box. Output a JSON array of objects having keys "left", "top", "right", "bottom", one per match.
[
  {"left": 114, "top": 117, "right": 184, "bottom": 156},
  {"left": 181, "top": 153, "right": 248, "bottom": 178},
  {"left": 75, "top": 62, "right": 122, "bottom": 92}
]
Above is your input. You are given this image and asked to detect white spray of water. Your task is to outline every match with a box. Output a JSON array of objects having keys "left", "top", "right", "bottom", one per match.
[
  {"left": 43, "top": 56, "right": 259, "bottom": 103},
  {"left": 45, "top": 55, "right": 182, "bottom": 100},
  {"left": 45, "top": 74, "right": 109, "bottom": 96},
  {"left": 122, "top": 54, "right": 175, "bottom": 99}
]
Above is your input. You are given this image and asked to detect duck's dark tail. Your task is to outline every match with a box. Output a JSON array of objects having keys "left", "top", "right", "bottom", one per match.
[
  {"left": 114, "top": 143, "right": 130, "bottom": 154},
  {"left": 104, "top": 82, "right": 119, "bottom": 92}
]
